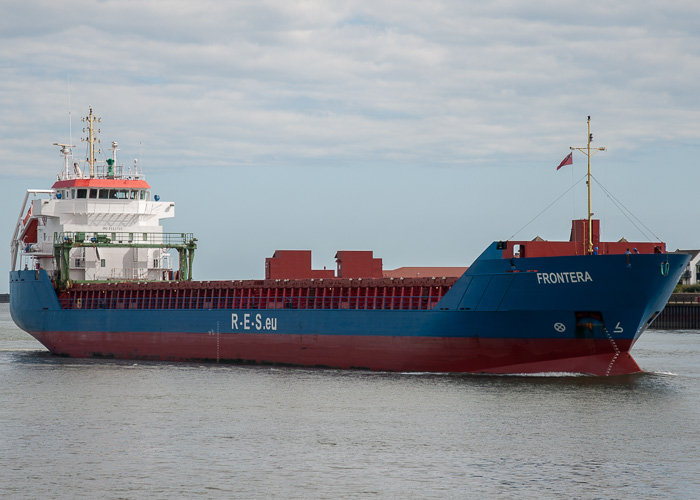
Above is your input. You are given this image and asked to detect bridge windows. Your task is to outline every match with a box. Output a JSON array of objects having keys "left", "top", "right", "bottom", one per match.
[{"left": 64, "top": 187, "right": 148, "bottom": 200}]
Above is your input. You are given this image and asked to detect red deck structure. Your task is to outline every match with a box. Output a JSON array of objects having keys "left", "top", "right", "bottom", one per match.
[{"left": 503, "top": 219, "right": 665, "bottom": 258}]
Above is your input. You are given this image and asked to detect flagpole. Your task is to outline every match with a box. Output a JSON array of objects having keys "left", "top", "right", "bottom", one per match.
[
  {"left": 570, "top": 116, "right": 606, "bottom": 254},
  {"left": 587, "top": 116, "right": 592, "bottom": 254}
]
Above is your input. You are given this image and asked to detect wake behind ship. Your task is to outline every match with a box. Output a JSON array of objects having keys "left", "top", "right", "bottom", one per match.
[{"left": 9, "top": 112, "right": 689, "bottom": 375}]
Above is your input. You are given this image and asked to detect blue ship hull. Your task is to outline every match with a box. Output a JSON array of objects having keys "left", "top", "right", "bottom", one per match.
[{"left": 10, "top": 243, "right": 689, "bottom": 375}]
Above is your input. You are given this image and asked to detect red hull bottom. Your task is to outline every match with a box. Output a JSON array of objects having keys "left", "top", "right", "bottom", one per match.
[{"left": 33, "top": 331, "right": 642, "bottom": 376}]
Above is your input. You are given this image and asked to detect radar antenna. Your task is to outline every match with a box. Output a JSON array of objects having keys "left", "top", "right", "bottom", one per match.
[{"left": 53, "top": 142, "right": 75, "bottom": 180}]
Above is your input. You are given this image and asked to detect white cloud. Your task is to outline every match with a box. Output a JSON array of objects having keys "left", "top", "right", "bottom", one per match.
[{"left": 3, "top": 1, "right": 699, "bottom": 168}]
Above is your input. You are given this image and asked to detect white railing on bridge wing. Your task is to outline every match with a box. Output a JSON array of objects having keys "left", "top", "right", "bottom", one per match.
[{"left": 55, "top": 232, "right": 195, "bottom": 246}]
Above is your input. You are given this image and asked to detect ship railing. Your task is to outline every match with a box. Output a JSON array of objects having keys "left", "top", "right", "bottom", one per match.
[
  {"left": 667, "top": 293, "right": 700, "bottom": 305},
  {"left": 109, "top": 268, "right": 151, "bottom": 281},
  {"left": 55, "top": 232, "right": 195, "bottom": 246},
  {"left": 93, "top": 164, "right": 125, "bottom": 179},
  {"left": 60, "top": 164, "right": 145, "bottom": 182},
  {"left": 57, "top": 294, "right": 444, "bottom": 311}
]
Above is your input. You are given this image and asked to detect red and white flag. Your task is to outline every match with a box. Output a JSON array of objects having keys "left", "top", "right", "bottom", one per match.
[{"left": 556, "top": 152, "right": 573, "bottom": 170}]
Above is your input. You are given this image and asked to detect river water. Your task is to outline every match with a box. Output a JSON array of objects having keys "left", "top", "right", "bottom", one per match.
[{"left": 1, "top": 303, "right": 698, "bottom": 499}]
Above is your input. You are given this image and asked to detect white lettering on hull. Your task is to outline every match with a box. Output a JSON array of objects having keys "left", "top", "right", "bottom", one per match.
[
  {"left": 231, "top": 313, "right": 278, "bottom": 332},
  {"left": 536, "top": 271, "right": 592, "bottom": 284}
]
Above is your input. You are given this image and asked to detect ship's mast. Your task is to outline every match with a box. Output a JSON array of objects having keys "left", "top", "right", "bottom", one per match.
[
  {"left": 82, "top": 107, "right": 101, "bottom": 178},
  {"left": 570, "top": 116, "right": 606, "bottom": 254}
]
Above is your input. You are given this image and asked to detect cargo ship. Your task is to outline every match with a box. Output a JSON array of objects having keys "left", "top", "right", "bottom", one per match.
[{"left": 9, "top": 111, "right": 689, "bottom": 375}]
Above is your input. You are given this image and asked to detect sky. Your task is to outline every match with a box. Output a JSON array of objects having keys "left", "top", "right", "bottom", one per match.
[{"left": 2, "top": 0, "right": 700, "bottom": 293}]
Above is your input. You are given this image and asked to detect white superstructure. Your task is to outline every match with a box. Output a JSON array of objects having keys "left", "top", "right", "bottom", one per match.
[{"left": 10, "top": 108, "right": 189, "bottom": 284}]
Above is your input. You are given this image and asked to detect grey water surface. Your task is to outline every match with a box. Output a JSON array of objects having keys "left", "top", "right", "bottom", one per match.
[{"left": 1, "top": 303, "right": 698, "bottom": 499}]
